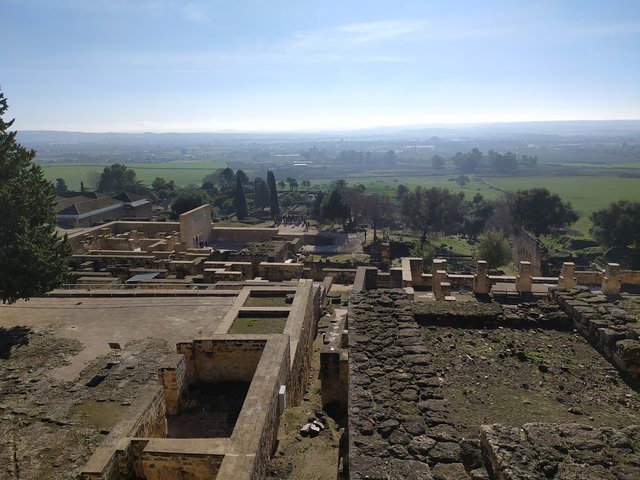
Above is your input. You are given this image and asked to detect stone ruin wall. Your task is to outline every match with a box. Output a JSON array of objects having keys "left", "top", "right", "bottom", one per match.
[
  {"left": 513, "top": 227, "right": 544, "bottom": 276},
  {"left": 176, "top": 338, "right": 266, "bottom": 384},
  {"left": 553, "top": 287, "right": 640, "bottom": 375},
  {"left": 347, "top": 289, "right": 640, "bottom": 480},
  {"left": 348, "top": 290, "right": 437, "bottom": 479},
  {"left": 285, "top": 281, "right": 321, "bottom": 405},
  {"left": 179, "top": 204, "right": 213, "bottom": 248}
]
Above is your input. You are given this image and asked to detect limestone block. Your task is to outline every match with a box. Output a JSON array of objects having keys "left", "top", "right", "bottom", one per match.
[
  {"left": 558, "top": 262, "right": 577, "bottom": 289},
  {"left": 515, "top": 261, "right": 532, "bottom": 293},
  {"left": 473, "top": 260, "right": 490, "bottom": 295},
  {"left": 602, "top": 263, "right": 622, "bottom": 295}
]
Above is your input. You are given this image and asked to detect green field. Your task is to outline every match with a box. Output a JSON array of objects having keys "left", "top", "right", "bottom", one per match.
[{"left": 41, "top": 159, "right": 227, "bottom": 189}]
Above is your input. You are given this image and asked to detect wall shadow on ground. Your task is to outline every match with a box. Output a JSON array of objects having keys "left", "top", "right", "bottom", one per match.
[{"left": 0, "top": 326, "right": 31, "bottom": 359}]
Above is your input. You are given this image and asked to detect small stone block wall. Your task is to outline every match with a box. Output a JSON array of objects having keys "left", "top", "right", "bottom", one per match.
[
  {"left": 177, "top": 338, "right": 266, "bottom": 384},
  {"left": 481, "top": 423, "right": 640, "bottom": 480},
  {"left": 348, "top": 290, "right": 433, "bottom": 479},
  {"left": 553, "top": 286, "right": 640, "bottom": 375}
]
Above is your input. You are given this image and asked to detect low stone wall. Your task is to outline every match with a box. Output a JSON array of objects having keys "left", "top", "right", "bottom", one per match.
[
  {"left": 158, "top": 354, "right": 187, "bottom": 416},
  {"left": 413, "top": 301, "right": 503, "bottom": 328},
  {"left": 321, "top": 268, "right": 357, "bottom": 284},
  {"left": 552, "top": 287, "right": 640, "bottom": 375},
  {"left": 348, "top": 290, "right": 434, "bottom": 479},
  {"left": 481, "top": 423, "right": 640, "bottom": 479},
  {"left": 259, "top": 262, "right": 303, "bottom": 282},
  {"left": 177, "top": 338, "right": 266, "bottom": 384},
  {"left": 284, "top": 280, "right": 320, "bottom": 405},
  {"left": 320, "top": 309, "right": 348, "bottom": 417}
]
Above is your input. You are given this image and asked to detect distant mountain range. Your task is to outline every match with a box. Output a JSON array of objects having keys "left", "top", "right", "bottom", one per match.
[{"left": 16, "top": 120, "right": 640, "bottom": 147}]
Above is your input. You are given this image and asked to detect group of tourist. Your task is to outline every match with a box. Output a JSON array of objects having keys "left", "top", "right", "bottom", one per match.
[{"left": 273, "top": 214, "right": 310, "bottom": 228}]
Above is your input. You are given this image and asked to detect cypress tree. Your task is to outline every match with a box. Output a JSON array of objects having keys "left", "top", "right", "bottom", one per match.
[
  {"left": 266, "top": 170, "right": 280, "bottom": 218},
  {"left": 0, "top": 90, "right": 71, "bottom": 304},
  {"left": 234, "top": 176, "right": 248, "bottom": 220}
]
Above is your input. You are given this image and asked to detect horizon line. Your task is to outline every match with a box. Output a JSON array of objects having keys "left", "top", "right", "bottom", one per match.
[{"left": 17, "top": 118, "right": 640, "bottom": 136}]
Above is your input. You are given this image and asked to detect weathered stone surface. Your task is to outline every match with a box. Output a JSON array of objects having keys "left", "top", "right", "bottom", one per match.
[
  {"left": 350, "top": 456, "right": 433, "bottom": 479},
  {"left": 431, "top": 462, "right": 469, "bottom": 480},
  {"left": 481, "top": 423, "right": 640, "bottom": 480},
  {"left": 348, "top": 290, "right": 443, "bottom": 477},
  {"left": 429, "top": 441, "right": 462, "bottom": 464}
]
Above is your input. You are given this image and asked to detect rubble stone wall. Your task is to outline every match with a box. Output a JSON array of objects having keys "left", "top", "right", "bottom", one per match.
[
  {"left": 553, "top": 287, "right": 640, "bottom": 375},
  {"left": 481, "top": 423, "right": 640, "bottom": 480},
  {"left": 348, "top": 290, "right": 435, "bottom": 479}
]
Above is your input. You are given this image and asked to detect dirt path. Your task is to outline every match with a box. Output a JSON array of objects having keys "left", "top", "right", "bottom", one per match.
[{"left": 266, "top": 313, "right": 343, "bottom": 480}]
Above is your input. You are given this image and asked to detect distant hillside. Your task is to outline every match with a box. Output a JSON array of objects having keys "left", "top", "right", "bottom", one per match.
[{"left": 16, "top": 119, "right": 640, "bottom": 148}]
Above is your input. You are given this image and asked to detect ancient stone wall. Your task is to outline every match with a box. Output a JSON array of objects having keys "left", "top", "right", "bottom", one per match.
[
  {"left": 320, "top": 309, "right": 349, "bottom": 415},
  {"left": 284, "top": 281, "right": 320, "bottom": 405},
  {"left": 259, "top": 262, "right": 303, "bottom": 281},
  {"left": 513, "top": 228, "right": 544, "bottom": 276},
  {"left": 158, "top": 354, "right": 187, "bottom": 416},
  {"left": 553, "top": 287, "right": 640, "bottom": 375},
  {"left": 177, "top": 339, "right": 266, "bottom": 384},
  {"left": 179, "top": 204, "right": 212, "bottom": 248},
  {"left": 481, "top": 423, "right": 640, "bottom": 479},
  {"left": 141, "top": 448, "right": 224, "bottom": 480},
  {"left": 347, "top": 290, "right": 434, "bottom": 479}
]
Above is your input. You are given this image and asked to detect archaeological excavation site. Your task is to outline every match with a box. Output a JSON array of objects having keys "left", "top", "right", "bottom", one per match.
[{"left": 1, "top": 205, "right": 640, "bottom": 480}]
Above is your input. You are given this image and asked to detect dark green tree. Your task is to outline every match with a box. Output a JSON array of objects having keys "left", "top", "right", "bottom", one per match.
[
  {"left": 463, "top": 194, "right": 494, "bottom": 239},
  {"left": 170, "top": 188, "right": 209, "bottom": 220},
  {"left": 509, "top": 188, "right": 578, "bottom": 236},
  {"left": 234, "top": 176, "right": 248, "bottom": 220},
  {"left": 254, "top": 177, "right": 270, "bottom": 208},
  {"left": 401, "top": 186, "right": 463, "bottom": 245},
  {"left": 80, "top": 181, "right": 86, "bottom": 193},
  {"left": 55, "top": 178, "right": 68, "bottom": 194},
  {"left": 431, "top": 155, "right": 445, "bottom": 169},
  {"left": 395, "top": 184, "right": 409, "bottom": 200},
  {"left": 488, "top": 150, "right": 518, "bottom": 173},
  {"left": 217, "top": 167, "right": 236, "bottom": 189},
  {"left": 152, "top": 177, "right": 176, "bottom": 200},
  {"left": 453, "top": 148, "right": 482, "bottom": 173},
  {"left": 98, "top": 163, "right": 142, "bottom": 194},
  {"left": 476, "top": 229, "right": 512, "bottom": 268},
  {"left": 321, "top": 188, "right": 351, "bottom": 230},
  {"left": 590, "top": 201, "right": 640, "bottom": 249},
  {"left": 267, "top": 171, "right": 280, "bottom": 218},
  {"left": 0, "top": 90, "right": 71, "bottom": 303},
  {"left": 236, "top": 169, "right": 249, "bottom": 185}
]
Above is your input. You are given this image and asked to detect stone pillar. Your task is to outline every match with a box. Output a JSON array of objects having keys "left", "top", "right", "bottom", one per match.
[
  {"left": 516, "top": 261, "right": 532, "bottom": 294},
  {"left": 558, "top": 262, "right": 577, "bottom": 289},
  {"left": 409, "top": 257, "right": 424, "bottom": 287},
  {"left": 474, "top": 260, "right": 490, "bottom": 294},
  {"left": 390, "top": 267, "right": 403, "bottom": 289},
  {"left": 602, "top": 263, "right": 622, "bottom": 295},
  {"left": 364, "top": 267, "right": 378, "bottom": 291},
  {"left": 432, "top": 259, "right": 447, "bottom": 300},
  {"left": 381, "top": 242, "right": 390, "bottom": 268}
]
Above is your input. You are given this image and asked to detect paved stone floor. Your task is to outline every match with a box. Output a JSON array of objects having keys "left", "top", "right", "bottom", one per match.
[{"left": 0, "top": 296, "right": 234, "bottom": 380}]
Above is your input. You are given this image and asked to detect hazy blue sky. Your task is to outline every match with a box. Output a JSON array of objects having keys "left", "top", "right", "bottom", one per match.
[{"left": 2, "top": 0, "right": 640, "bottom": 132}]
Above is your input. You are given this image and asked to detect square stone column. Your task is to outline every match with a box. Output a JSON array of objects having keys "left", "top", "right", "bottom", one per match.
[
  {"left": 473, "top": 260, "right": 490, "bottom": 294},
  {"left": 516, "top": 261, "right": 532, "bottom": 294},
  {"left": 558, "top": 262, "right": 577, "bottom": 289},
  {"left": 432, "top": 259, "right": 447, "bottom": 299},
  {"left": 602, "top": 263, "right": 621, "bottom": 295},
  {"left": 390, "top": 267, "right": 403, "bottom": 289},
  {"left": 410, "top": 257, "right": 425, "bottom": 287}
]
